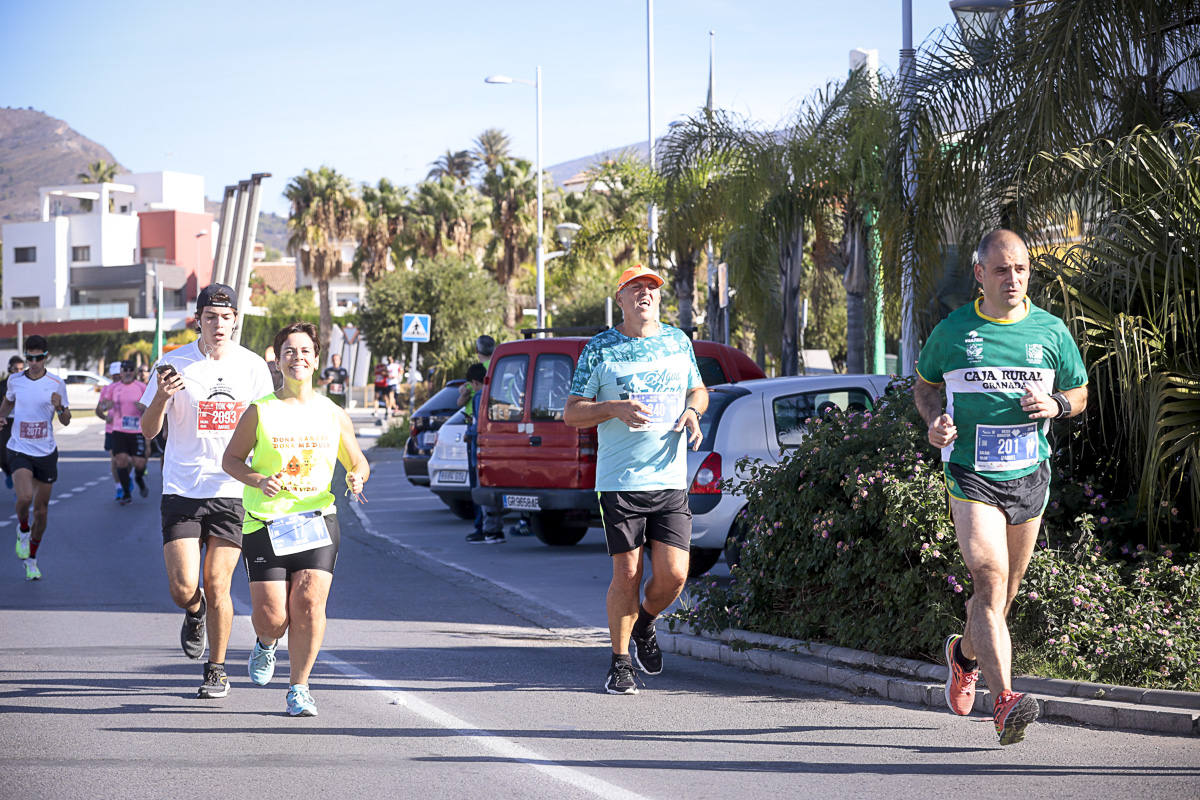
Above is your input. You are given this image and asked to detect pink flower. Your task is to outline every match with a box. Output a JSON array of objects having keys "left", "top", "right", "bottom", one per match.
[
  {"left": 953, "top": 585, "right": 963, "bottom": 593},
  {"left": 1028, "top": 591, "right": 1039, "bottom": 600},
  {"left": 1072, "top": 597, "right": 1082, "bottom": 607}
]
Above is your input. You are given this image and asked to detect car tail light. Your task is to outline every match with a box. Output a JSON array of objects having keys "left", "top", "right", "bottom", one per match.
[
  {"left": 578, "top": 428, "right": 597, "bottom": 457},
  {"left": 690, "top": 452, "right": 721, "bottom": 494}
]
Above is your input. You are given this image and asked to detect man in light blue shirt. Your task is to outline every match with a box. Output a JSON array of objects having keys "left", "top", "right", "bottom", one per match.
[{"left": 565, "top": 265, "right": 708, "bottom": 695}]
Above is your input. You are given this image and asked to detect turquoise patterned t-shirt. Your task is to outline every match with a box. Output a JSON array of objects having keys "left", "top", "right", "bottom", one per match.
[{"left": 569, "top": 325, "right": 704, "bottom": 492}]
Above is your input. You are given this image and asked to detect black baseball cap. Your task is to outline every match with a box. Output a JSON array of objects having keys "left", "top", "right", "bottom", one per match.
[{"left": 196, "top": 283, "right": 238, "bottom": 313}]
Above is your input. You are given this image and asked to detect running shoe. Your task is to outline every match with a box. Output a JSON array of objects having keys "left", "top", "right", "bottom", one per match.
[
  {"left": 604, "top": 659, "right": 639, "bottom": 695},
  {"left": 630, "top": 623, "right": 664, "bottom": 675},
  {"left": 286, "top": 684, "right": 318, "bottom": 716},
  {"left": 483, "top": 531, "right": 506, "bottom": 544},
  {"left": 15, "top": 531, "right": 30, "bottom": 560},
  {"left": 23, "top": 558, "right": 41, "bottom": 581},
  {"left": 118, "top": 490, "right": 132, "bottom": 506},
  {"left": 993, "top": 690, "right": 1039, "bottom": 745},
  {"left": 137, "top": 477, "right": 149, "bottom": 497},
  {"left": 248, "top": 639, "right": 278, "bottom": 686},
  {"left": 465, "top": 531, "right": 487, "bottom": 544},
  {"left": 197, "top": 664, "right": 229, "bottom": 699},
  {"left": 943, "top": 634, "right": 979, "bottom": 716},
  {"left": 114, "top": 487, "right": 123, "bottom": 502},
  {"left": 181, "top": 593, "right": 207, "bottom": 660}
]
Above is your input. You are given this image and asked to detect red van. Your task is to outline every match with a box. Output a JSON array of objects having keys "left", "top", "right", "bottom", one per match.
[{"left": 472, "top": 332, "right": 764, "bottom": 548}]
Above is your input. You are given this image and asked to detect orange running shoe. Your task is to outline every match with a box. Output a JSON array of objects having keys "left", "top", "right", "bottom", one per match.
[
  {"left": 943, "top": 634, "right": 979, "bottom": 715},
  {"left": 993, "top": 690, "right": 1040, "bottom": 745}
]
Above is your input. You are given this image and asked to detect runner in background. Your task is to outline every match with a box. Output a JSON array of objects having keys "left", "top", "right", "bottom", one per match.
[
  {"left": 319, "top": 353, "right": 349, "bottom": 409},
  {"left": 3, "top": 335, "right": 71, "bottom": 581},
  {"left": 0, "top": 355, "right": 25, "bottom": 491},
  {"left": 97, "top": 360, "right": 149, "bottom": 503}
]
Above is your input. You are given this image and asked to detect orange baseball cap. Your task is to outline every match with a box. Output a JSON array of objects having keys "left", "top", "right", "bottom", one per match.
[{"left": 616, "top": 264, "right": 664, "bottom": 292}]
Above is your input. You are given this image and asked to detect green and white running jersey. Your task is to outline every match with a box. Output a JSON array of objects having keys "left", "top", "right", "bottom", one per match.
[{"left": 916, "top": 297, "right": 1087, "bottom": 481}]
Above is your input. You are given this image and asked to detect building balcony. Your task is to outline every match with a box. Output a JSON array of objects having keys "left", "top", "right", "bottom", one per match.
[{"left": 69, "top": 260, "right": 188, "bottom": 317}]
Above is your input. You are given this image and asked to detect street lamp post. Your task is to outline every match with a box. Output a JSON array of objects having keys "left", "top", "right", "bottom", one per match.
[
  {"left": 486, "top": 68, "right": 546, "bottom": 333},
  {"left": 898, "top": 0, "right": 1013, "bottom": 375}
]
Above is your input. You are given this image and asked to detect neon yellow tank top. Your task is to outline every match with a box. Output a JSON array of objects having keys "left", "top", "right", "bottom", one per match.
[{"left": 242, "top": 393, "right": 342, "bottom": 533}]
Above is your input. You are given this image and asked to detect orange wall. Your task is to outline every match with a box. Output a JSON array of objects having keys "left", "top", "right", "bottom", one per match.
[{"left": 138, "top": 210, "right": 214, "bottom": 301}]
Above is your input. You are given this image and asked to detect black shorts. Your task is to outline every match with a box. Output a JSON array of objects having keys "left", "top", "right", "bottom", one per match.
[
  {"left": 110, "top": 431, "right": 146, "bottom": 458},
  {"left": 242, "top": 514, "right": 340, "bottom": 582},
  {"left": 161, "top": 494, "right": 244, "bottom": 547},
  {"left": 945, "top": 461, "right": 1051, "bottom": 525},
  {"left": 7, "top": 449, "right": 58, "bottom": 484},
  {"left": 103, "top": 431, "right": 114, "bottom": 452},
  {"left": 375, "top": 386, "right": 391, "bottom": 399},
  {"left": 598, "top": 489, "right": 691, "bottom": 556}
]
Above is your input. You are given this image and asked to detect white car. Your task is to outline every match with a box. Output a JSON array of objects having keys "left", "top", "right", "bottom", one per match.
[
  {"left": 428, "top": 409, "right": 474, "bottom": 520},
  {"left": 61, "top": 370, "right": 111, "bottom": 410},
  {"left": 684, "top": 374, "right": 894, "bottom": 576}
]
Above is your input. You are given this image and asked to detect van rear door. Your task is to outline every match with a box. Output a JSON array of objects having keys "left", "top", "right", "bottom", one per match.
[{"left": 478, "top": 351, "right": 530, "bottom": 489}]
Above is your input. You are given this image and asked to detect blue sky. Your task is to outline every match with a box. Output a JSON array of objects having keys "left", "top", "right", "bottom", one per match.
[{"left": 2, "top": 1, "right": 953, "bottom": 217}]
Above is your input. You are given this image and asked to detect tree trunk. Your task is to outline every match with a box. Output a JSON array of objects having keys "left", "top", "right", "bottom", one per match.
[
  {"left": 673, "top": 249, "right": 697, "bottom": 333},
  {"left": 705, "top": 244, "right": 724, "bottom": 343},
  {"left": 317, "top": 276, "right": 333, "bottom": 363},
  {"left": 843, "top": 214, "right": 868, "bottom": 374},
  {"left": 778, "top": 222, "right": 806, "bottom": 376}
]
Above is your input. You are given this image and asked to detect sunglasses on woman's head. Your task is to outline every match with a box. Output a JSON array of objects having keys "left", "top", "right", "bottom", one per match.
[{"left": 24, "top": 353, "right": 48, "bottom": 362}]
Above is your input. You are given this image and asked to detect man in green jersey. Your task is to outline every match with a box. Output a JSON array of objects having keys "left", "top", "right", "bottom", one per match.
[{"left": 914, "top": 229, "right": 1088, "bottom": 745}]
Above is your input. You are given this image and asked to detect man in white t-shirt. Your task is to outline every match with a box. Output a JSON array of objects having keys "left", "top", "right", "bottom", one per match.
[
  {"left": 1, "top": 335, "right": 71, "bottom": 581},
  {"left": 139, "top": 284, "right": 274, "bottom": 700}
]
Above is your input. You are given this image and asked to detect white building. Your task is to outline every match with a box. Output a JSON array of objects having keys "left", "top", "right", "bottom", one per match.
[{"left": 1, "top": 171, "right": 213, "bottom": 325}]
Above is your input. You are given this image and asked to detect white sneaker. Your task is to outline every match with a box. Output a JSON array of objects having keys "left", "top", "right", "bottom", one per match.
[
  {"left": 24, "top": 558, "right": 41, "bottom": 581},
  {"left": 15, "top": 532, "right": 30, "bottom": 560}
]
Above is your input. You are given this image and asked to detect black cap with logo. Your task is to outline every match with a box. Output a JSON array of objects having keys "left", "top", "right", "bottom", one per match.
[{"left": 196, "top": 283, "right": 238, "bottom": 314}]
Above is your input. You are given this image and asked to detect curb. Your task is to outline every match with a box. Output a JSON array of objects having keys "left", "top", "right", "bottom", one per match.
[{"left": 659, "top": 626, "right": 1200, "bottom": 737}]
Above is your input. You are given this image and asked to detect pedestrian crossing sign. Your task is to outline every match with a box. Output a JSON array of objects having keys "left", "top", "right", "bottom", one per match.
[{"left": 402, "top": 313, "right": 431, "bottom": 342}]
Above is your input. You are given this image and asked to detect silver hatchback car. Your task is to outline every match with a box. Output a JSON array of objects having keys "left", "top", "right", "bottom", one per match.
[{"left": 684, "top": 374, "right": 894, "bottom": 576}]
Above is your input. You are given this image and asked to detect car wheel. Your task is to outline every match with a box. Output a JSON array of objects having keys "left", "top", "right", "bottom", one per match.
[
  {"left": 723, "top": 517, "right": 749, "bottom": 569},
  {"left": 687, "top": 546, "right": 722, "bottom": 577},
  {"left": 446, "top": 499, "right": 475, "bottom": 520},
  {"left": 529, "top": 511, "right": 588, "bottom": 546}
]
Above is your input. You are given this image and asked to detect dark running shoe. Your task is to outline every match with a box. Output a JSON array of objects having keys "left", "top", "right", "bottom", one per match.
[
  {"left": 136, "top": 476, "right": 149, "bottom": 497},
  {"left": 181, "top": 593, "right": 207, "bottom": 660},
  {"left": 197, "top": 664, "right": 229, "bottom": 699},
  {"left": 604, "top": 659, "right": 639, "bottom": 695},
  {"left": 483, "top": 531, "right": 506, "bottom": 544},
  {"left": 994, "top": 690, "right": 1040, "bottom": 745},
  {"left": 465, "top": 531, "right": 487, "bottom": 544},
  {"left": 630, "top": 624, "right": 663, "bottom": 675}
]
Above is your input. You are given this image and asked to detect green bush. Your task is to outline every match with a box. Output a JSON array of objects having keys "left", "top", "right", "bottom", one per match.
[
  {"left": 376, "top": 416, "right": 410, "bottom": 449},
  {"left": 671, "top": 378, "right": 1200, "bottom": 691}
]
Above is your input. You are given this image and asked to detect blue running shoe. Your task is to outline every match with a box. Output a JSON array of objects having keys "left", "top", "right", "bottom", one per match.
[
  {"left": 248, "top": 639, "right": 277, "bottom": 686},
  {"left": 286, "top": 684, "right": 318, "bottom": 717}
]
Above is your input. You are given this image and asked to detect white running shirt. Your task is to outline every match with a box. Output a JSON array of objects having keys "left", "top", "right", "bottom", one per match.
[
  {"left": 5, "top": 371, "right": 69, "bottom": 458},
  {"left": 139, "top": 341, "right": 274, "bottom": 499},
  {"left": 5, "top": 371, "right": 68, "bottom": 455}
]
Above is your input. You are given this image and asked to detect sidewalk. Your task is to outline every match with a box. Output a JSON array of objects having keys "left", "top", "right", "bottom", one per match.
[{"left": 347, "top": 408, "right": 1199, "bottom": 738}]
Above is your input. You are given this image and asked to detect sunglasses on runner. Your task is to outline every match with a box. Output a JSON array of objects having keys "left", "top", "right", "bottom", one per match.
[{"left": 24, "top": 353, "right": 48, "bottom": 361}]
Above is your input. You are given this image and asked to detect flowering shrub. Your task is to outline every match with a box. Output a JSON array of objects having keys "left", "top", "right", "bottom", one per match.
[{"left": 670, "top": 378, "right": 1200, "bottom": 691}]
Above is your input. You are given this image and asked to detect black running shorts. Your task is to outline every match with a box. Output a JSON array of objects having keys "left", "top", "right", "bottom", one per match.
[
  {"left": 109, "top": 431, "right": 146, "bottom": 458},
  {"left": 945, "top": 461, "right": 1051, "bottom": 525},
  {"left": 241, "top": 514, "right": 340, "bottom": 582},
  {"left": 103, "top": 431, "right": 114, "bottom": 452},
  {"left": 7, "top": 448, "right": 58, "bottom": 484},
  {"left": 598, "top": 489, "right": 691, "bottom": 556},
  {"left": 161, "top": 494, "right": 244, "bottom": 547}
]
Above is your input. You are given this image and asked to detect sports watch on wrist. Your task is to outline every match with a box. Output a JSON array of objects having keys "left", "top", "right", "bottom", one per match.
[{"left": 1050, "top": 392, "right": 1071, "bottom": 419}]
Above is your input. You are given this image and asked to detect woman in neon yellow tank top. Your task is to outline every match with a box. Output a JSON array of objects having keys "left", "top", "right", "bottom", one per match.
[{"left": 222, "top": 322, "right": 369, "bottom": 717}]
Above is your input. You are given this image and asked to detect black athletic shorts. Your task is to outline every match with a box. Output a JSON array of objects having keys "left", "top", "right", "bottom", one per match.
[
  {"left": 945, "top": 461, "right": 1051, "bottom": 525},
  {"left": 109, "top": 431, "right": 146, "bottom": 458},
  {"left": 7, "top": 448, "right": 58, "bottom": 484},
  {"left": 161, "top": 494, "right": 244, "bottom": 547},
  {"left": 242, "top": 514, "right": 340, "bottom": 582},
  {"left": 598, "top": 489, "right": 691, "bottom": 556},
  {"left": 103, "top": 431, "right": 114, "bottom": 452}
]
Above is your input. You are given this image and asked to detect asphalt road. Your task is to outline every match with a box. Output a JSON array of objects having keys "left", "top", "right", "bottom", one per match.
[{"left": 0, "top": 418, "right": 1196, "bottom": 800}]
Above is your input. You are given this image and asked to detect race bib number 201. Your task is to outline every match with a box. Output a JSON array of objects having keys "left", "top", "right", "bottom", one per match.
[
  {"left": 197, "top": 400, "right": 247, "bottom": 435},
  {"left": 975, "top": 423, "right": 1039, "bottom": 471}
]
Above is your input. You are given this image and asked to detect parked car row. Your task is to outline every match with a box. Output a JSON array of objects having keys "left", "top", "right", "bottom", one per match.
[{"left": 409, "top": 331, "right": 892, "bottom": 577}]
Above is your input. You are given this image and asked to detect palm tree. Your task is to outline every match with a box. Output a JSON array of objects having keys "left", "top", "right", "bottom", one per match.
[
  {"left": 355, "top": 178, "right": 407, "bottom": 281},
  {"left": 285, "top": 166, "right": 364, "bottom": 357},
  {"left": 894, "top": 2, "right": 1200, "bottom": 545},
  {"left": 76, "top": 159, "right": 120, "bottom": 212},
  {"left": 481, "top": 157, "right": 540, "bottom": 327},
  {"left": 472, "top": 128, "right": 511, "bottom": 174},
  {"left": 398, "top": 177, "right": 487, "bottom": 263},
  {"left": 426, "top": 150, "right": 474, "bottom": 184}
]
